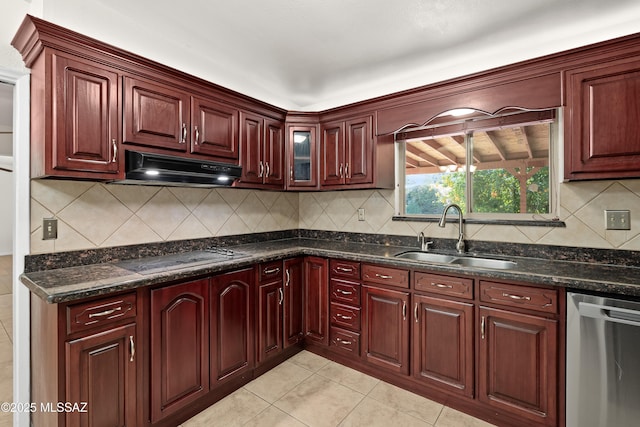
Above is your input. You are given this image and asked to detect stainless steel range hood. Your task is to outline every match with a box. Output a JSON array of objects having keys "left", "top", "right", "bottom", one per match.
[{"left": 116, "top": 150, "right": 242, "bottom": 187}]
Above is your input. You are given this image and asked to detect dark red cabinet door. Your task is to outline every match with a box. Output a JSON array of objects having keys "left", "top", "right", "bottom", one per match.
[
  {"left": 150, "top": 279, "right": 209, "bottom": 422},
  {"left": 239, "top": 111, "right": 264, "bottom": 184},
  {"left": 264, "top": 118, "right": 285, "bottom": 186},
  {"left": 412, "top": 294, "right": 474, "bottom": 397},
  {"left": 284, "top": 258, "right": 304, "bottom": 347},
  {"left": 210, "top": 268, "right": 254, "bottom": 385},
  {"left": 345, "top": 116, "right": 373, "bottom": 185},
  {"left": 320, "top": 121, "right": 344, "bottom": 186},
  {"left": 362, "top": 285, "right": 410, "bottom": 375},
  {"left": 478, "top": 306, "right": 558, "bottom": 426},
  {"left": 257, "top": 280, "right": 283, "bottom": 363},
  {"left": 304, "top": 257, "right": 329, "bottom": 345},
  {"left": 123, "top": 76, "right": 189, "bottom": 151},
  {"left": 191, "top": 96, "right": 238, "bottom": 160},
  {"left": 65, "top": 323, "right": 136, "bottom": 427},
  {"left": 52, "top": 54, "right": 120, "bottom": 176}
]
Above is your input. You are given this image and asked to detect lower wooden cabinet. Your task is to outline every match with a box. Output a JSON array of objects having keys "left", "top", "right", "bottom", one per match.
[
  {"left": 478, "top": 306, "right": 558, "bottom": 426},
  {"left": 412, "top": 294, "right": 474, "bottom": 397},
  {"left": 304, "top": 257, "right": 329, "bottom": 345},
  {"left": 150, "top": 279, "right": 209, "bottom": 422},
  {"left": 257, "top": 272, "right": 284, "bottom": 363},
  {"left": 66, "top": 323, "right": 137, "bottom": 427},
  {"left": 362, "top": 285, "right": 410, "bottom": 375},
  {"left": 210, "top": 268, "right": 254, "bottom": 386},
  {"left": 283, "top": 258, "right": 305, "bottom": 347}
]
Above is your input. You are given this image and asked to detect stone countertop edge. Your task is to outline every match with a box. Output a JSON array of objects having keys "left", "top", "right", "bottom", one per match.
[{"left": 20, "top": 238, "right": 640, "bottom": 304}]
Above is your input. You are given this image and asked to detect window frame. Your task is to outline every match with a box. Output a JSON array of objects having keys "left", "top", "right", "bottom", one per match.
[{"left": 394, "top": 108, "right": 561, "bottom": 224}]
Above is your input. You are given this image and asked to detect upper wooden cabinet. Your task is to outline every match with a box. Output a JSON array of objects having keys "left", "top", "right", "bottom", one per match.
[
  {"left": 564, "top": 58, "right": 640, "bottom": 180},
  {"left": 238, "top": 111, "right": 285, "bottom": 189},
  {"left": 287, "top": 124, "right": 319, "bottom": 189},
  {"left": 29, "top": 51, "right": 122, "bottom": 179},
  {"left": 123, "top": 76, "right": 239, "bottom": 160}
]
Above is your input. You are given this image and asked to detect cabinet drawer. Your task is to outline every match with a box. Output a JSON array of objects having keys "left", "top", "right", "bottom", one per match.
[
  {"left": 330, "top": 302, "right": 361, "bottom": 331},
  {"left": 330, "top": 259, "right": 360, "bottom": 280},
  {"left": 414, "top": 272, "right": 473, "bottom": 300},
  {"left": 330, "top": 327, "right": 360, "bottom": 356},
  {"left": 259, "top": 261, "right": 283, "bottom": 283},
  {"left": 330, "top": 279, "right": 360, "bottom": 305},
  {"left": 479, "top": 281, "right": 558, "bottom": 314},
  {"left": 66, "top": 293, "right": 137, "bottom": 335},
  {"left": 362, "top": 264, "right": 409, "bottom": 289}
]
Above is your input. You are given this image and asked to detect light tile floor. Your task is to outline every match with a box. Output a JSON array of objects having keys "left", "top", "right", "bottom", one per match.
[
  {"left": 0, "top": 255, "right": 13, "bottom": 427},
  {"left": 182, "top": 350, "right": 496, "bottom": 427}
]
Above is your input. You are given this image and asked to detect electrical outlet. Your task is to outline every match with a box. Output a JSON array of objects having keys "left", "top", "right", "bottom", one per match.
[
  {"left": 357, "top": 208, "right": 365, "bottom": 221},
  {"left": 605, "top": 210, "right": 631, "bottom": 230},
  {"left": 43, "top": 218, "right": 58, "bottom": 240}
]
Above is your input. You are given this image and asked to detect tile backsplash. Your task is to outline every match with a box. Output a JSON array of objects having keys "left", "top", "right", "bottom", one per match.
[{"left": 30, "top": 178, "right": 640, "bottom": 254}]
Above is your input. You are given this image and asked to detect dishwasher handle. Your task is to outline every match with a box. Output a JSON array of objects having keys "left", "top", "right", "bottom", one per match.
[{"left": 579, "top": 301, "right": 640, "bottom": 327}]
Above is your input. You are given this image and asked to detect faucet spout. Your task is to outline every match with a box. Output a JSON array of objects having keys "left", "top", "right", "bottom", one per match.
[{"left": 438, "top": 203, "right": 465, "bottom": 254}]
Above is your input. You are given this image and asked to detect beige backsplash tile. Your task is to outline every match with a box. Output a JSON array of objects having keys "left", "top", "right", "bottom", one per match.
[{"left": 29, "top": 178, "right": 640, "bottom": 253}]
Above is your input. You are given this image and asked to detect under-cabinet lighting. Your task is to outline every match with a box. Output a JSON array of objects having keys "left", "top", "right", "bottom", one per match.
[
  {"left": 217, "top": 176, "right": 230, "bottom": 182},
  {"left": 145, "top": 170, "right": 160, "bottom": 176}
]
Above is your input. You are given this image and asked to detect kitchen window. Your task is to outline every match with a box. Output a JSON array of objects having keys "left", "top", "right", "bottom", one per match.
[{"left": 394, "top": 109, "right": 560, "bottom": 222}]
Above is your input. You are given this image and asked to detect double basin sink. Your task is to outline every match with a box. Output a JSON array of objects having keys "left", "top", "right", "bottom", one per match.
[{"left": 395, "top": 251, "right": 517, "bottom": 270}]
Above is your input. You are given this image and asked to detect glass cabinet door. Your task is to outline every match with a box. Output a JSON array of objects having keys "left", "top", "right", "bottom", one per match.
[{"left": 288, "top": 126, "right": 317, "bottom": 188}]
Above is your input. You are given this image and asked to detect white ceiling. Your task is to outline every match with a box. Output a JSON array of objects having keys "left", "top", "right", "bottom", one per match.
[{"left": 21, "top": 0, "right": 640, "bottom": 111}]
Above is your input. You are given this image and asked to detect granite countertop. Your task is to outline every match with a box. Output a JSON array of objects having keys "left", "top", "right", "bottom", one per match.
[{"left": 20, "top": 237, "right": 640, "bottom": 303}]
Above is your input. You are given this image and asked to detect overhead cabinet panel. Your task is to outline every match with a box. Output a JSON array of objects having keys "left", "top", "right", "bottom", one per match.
[
  {"left": 191, "top": 96, "right": 239, "bottom": 159},
  {"left": 124, "top": 77, "right": 190, "bottom": 151}
]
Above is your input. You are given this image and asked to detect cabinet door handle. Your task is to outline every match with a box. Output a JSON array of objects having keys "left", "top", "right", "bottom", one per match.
[
  {"left": 265, "top": 162, "right": 270, "bottom": 178},
  {"left": 285, "top": 269, "right": 290, "bottom": 287},
  {"left": 502, "top": 292, "right": 531, "bottom": 301},
  {"left": 481, "top": 315, "right": 486, "bottom": 340},
  {"left": 111, "top": 139, "right": 117, "bottom": 163},
  {"left": 336, "top": 266, "right": 353, "bottom": 273},
  {"left": 339, "top": 163, "right": 344, "bottom": 178},
  {"left": 88, "top": 307, "right": 121, "bottom": 318},
  {"left": 180, "top": 123, "right": 187, "bottom": 143},
  {"left": 278, "top": 288, "right": 284, "bottom": 305},
  {"left": 336, "top": 289, "right": 352, "bottom": 295},
  {"left": 402, "top": 301, "right": 407, "bottom": 321},
  {"left": 263, "top": 267, "right": 280, "bottom": 275},
  {"left": 345, "top": 162, "right": 349, "bottom": 177},
  {"left": 258, "top": 161, "right": 264, "bottom": 177},
  {"left": 414, "top": 302, "right": 419, "bottom": 323},
  {"left": 432, "top": 283, "right": 453, "bottom": 289},
  {"left": 290, "top": 166, "right": 294, "bottom": 180},
  {"left": 129, "top": 335, "right": 135, "bottom": 362},
  {"left": 337, "top": 314, "right": 352, "bottom": 320},
  {"left": 194, "top": 126, "right": 199, "bottom": 145},
  {"left": 375, "top": 273, "right": 393, "bottom": 280}
]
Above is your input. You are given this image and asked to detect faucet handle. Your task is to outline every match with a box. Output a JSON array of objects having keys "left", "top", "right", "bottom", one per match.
[{"left": 423, "top": 241, "right": 434, "bottom": 251}]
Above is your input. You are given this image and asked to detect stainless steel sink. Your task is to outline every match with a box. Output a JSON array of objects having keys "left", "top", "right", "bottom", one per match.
[
  {"left": 449, "top": 256, "right": 517, "bottom": 270},
  {"left": 395, "top": 251, "right": 456, "bottom": 263},
  {"left": 394, "top": 251, "right": 517, "bottom": 270}
]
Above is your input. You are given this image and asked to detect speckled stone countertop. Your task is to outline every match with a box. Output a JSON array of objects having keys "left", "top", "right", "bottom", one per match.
[{"left": 20, "top": 235, "right": 640, "bottom": 303}]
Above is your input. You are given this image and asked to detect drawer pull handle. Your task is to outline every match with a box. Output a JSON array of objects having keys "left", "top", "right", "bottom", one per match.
[
  {"left": 336, "top": 266, "right": 353, "bottom": 273},
  {"left": 336, "top": 338, "right": 352, "bottom": 345},
  {"left": 88, "top": 307, "right": 121, "bottom": 318},
  {"left": 337, "top": 314, "right": 353, "bottom": 320},
  {"left": 502, "top": 292, "right": 531, "bottom": 301},
  {"left": 264, "top": 267, "right": 281, "bottom": 275},
  {"left": 375, "top": 273, "right": 393, "bottom": 280},
  {"left": 129, "top": 335, "right": 135, "bottom": 362},
  {"left": 432, "top": 283, "right": 453, "bottom": 289},
  {"left": 337, "top": 289, "right": 353, "bottom": 295}
]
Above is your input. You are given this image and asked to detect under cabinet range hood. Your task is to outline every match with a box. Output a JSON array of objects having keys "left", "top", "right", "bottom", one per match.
[{"left": 117, "top": 150, "right": 242, "bottom": 187}]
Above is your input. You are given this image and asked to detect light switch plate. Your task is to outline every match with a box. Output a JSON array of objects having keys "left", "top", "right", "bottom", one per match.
[
  {"left": 605, "top": 210, "right": 630, "bottom": 230},
  {"left": 43, "top": 218, "right": 58, "bottom": 240},
  {"left": 357, "top": 208, "right": 365, "bottom": 221}
]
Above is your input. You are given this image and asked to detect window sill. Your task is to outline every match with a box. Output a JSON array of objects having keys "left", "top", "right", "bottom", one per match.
[{"left": 392, "top": 216, "right": 566, "bottom": 227}]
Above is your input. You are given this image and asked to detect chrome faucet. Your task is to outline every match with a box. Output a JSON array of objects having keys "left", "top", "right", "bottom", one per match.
[
  {"left": 438, "top": 203, "right": 465, "bottom": 254},
  {"left": 417, "top": 232, "right": 433, "bottom": 251}
]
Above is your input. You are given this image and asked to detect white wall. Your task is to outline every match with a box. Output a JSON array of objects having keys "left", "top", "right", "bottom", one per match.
[{"left": 0, "top": 170, "right": 12, "bottom": 255}]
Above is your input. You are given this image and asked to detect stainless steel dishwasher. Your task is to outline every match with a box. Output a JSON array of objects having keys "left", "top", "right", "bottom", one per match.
[{"left": 567, "top": 292, "right": 640, "bottom": 427}]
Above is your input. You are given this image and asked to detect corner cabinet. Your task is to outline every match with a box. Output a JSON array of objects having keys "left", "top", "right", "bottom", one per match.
[
  {"left": 238, "top": 111, "right": 285, "bottom": 189},
  {"left": 30, "top": 51, "right": 121, "bottom": 179},
  {"left": 304, "top": 257, "right": 329, "bottom": 345},
  {"left": 564, "top": 57, "right": 640, "bottom": 180},
  {"left": 287, "top": 124, "right": 319, "bottom": 189}
]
